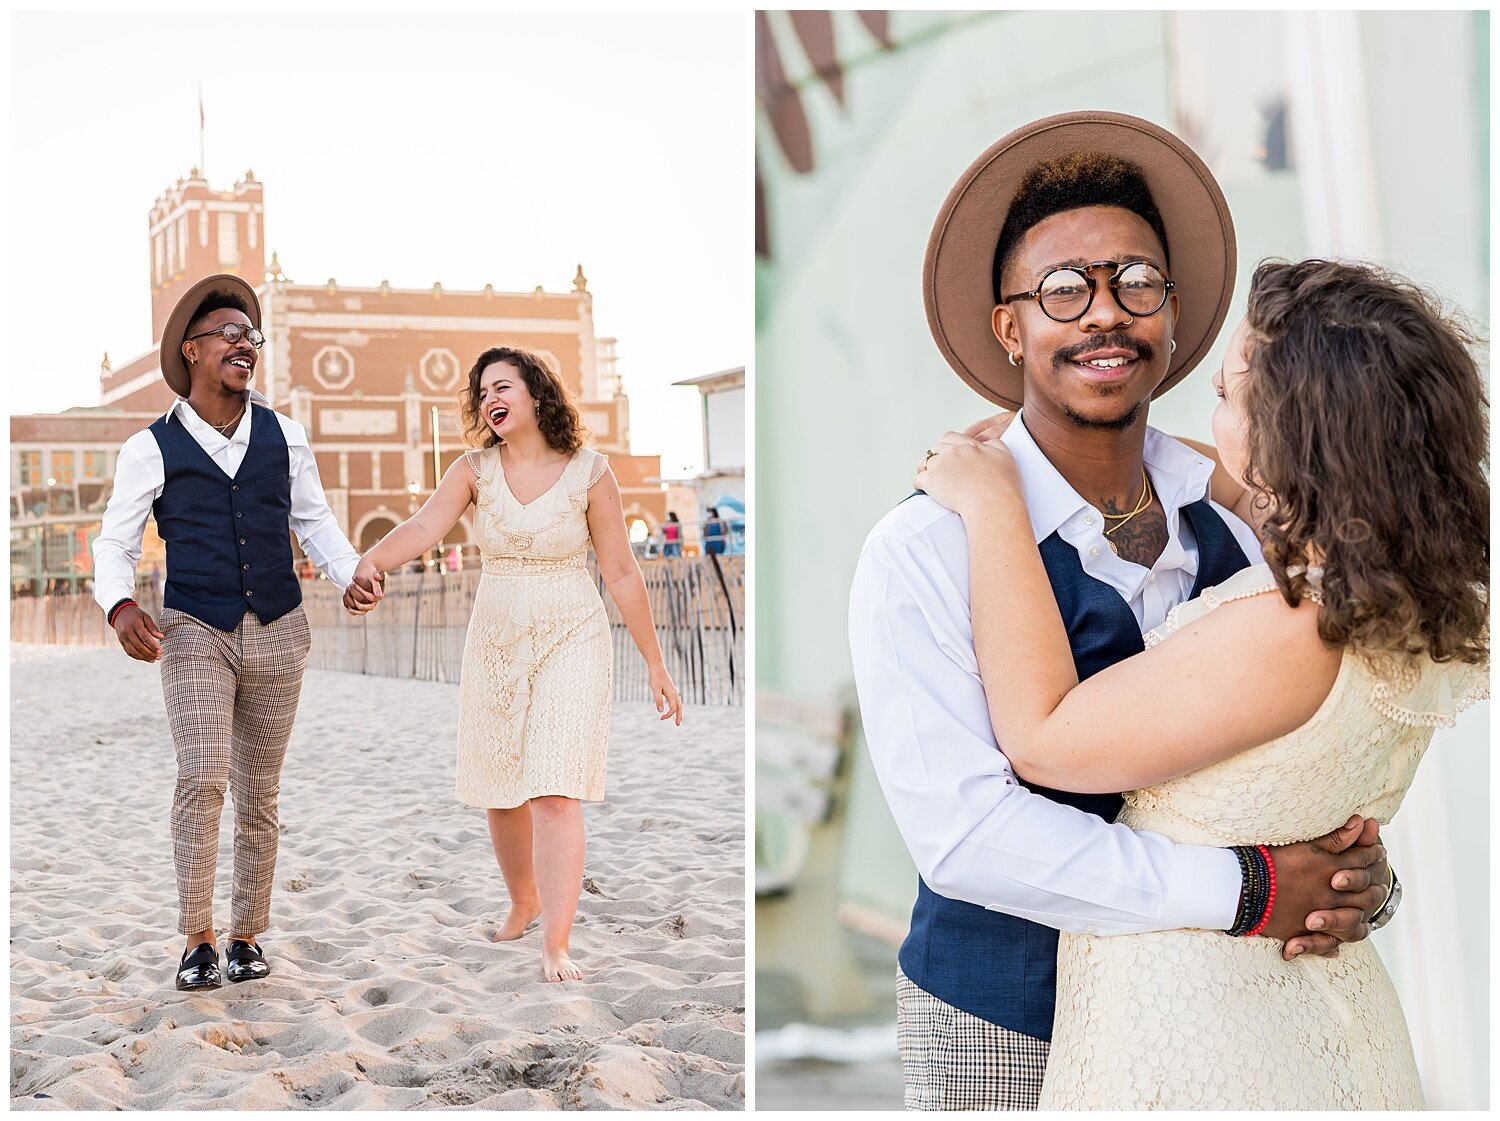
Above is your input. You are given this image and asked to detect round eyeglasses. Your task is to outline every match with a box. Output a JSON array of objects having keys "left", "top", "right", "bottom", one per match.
[
  {"left": 1000, "top": 260, "right": 1174, "bottom": 324},
  {"left": 186, "top": 323, "right": 265, "bottom": 349}
]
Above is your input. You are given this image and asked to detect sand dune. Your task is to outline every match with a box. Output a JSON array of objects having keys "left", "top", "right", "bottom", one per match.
[{"left": 11, "top": 645, "right": 745, "bottom": 1110}]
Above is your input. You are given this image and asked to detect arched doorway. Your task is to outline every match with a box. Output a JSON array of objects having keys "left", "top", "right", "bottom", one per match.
[{"left": 359, "top": 517, "right": 398, "bottom": 553}]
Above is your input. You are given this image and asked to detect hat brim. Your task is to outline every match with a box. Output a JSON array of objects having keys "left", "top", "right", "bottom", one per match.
[
  {"left": 923, "top": 111, "right": 1236, "bottom": 409},
  {"left": 159, "top": 273, "right": 263, "bottom": 398}
]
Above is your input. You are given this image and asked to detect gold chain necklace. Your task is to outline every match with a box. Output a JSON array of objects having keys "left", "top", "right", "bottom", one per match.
[
  {"left": 209, "top": 401, "right": 247, "bottom": 435},
  {"left": 1103, "top": 468, "right": 1154, "bottom": 555}
]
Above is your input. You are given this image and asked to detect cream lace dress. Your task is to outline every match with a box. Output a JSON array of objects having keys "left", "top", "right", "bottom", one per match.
[
  {"left": 454, "top": 444, "right": 612, "bottom": 809},
  {"left": 1038, "top": 563, "right": 1487, "bottom": 1110}
]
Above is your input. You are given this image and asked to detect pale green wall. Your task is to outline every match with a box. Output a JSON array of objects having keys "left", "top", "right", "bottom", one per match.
[{"left": 756, "top": 10, "right": 1174, "bottom": 697}]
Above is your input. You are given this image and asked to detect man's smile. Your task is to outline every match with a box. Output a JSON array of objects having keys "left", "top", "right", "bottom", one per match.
[{"left": 1056, "top": 339, "right": 1150, "bottom": 386}]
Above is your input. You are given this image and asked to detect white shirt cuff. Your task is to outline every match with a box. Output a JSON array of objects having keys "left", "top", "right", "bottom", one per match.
[{"left": 1161, "top": 844, "right": 1242, "bottom": 932}]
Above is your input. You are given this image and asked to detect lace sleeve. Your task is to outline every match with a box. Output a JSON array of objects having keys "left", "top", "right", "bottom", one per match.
[
  {"left": 587, "top": 450, "right": 609, "bottom": 489},
  {"left": 1144, "top": 563, "right": 1280, "bottom": 648},
  {"left": 1369, "top": 657, "right": 1490, "bottom": 728},
  {"left": 464, "top": 447, "right": 489, "bottom": 485},
  {"left": 466, "top": 446, "right": 498, "bottom": 510},
  {"left": 567, "top": 448, "right": 609, "bottom": 513}
]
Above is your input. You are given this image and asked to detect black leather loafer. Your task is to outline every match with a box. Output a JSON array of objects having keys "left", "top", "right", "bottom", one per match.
[
  {"left": 175, "top": 942, "right": 221, "bottom": 991},
  {"left": 225, "top": 939, "right": 270, "bottom": 983}
]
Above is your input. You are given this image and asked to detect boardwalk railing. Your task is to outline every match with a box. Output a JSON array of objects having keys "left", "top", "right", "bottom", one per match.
[{"left": 10, "top": 555, "right": 744, "bottom": 706}]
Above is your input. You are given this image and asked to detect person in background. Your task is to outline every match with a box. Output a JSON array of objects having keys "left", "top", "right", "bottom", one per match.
[
  {"left": 662, "top": 511, "right": 683, "bottom": 557},
  {"left": 702, "top": 506, "right": 728, "bottom": 556}
]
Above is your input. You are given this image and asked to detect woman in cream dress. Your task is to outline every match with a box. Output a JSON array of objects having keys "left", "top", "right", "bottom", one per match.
[
  {"left": 918, "top": 260, "right": 1488, "bottom": 1108},
  {"left": 354, "top": 346, "right": 682, "bottom": 983}
]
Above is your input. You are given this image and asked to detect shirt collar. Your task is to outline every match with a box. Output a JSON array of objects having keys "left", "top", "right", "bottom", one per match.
[
  {"left": 1000, "top": 412, "right": 1215, "bottom": 545},
  {"left": 171, "top": 390, "right": 268, "bottom": 443}
]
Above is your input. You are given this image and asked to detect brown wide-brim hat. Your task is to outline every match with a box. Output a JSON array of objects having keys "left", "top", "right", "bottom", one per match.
[
  {"left": 159, "top": 273, "right": 263, "bottom": 397},
  {"left": 923, "top": 110, "right": 1236, "bottom": 409}
]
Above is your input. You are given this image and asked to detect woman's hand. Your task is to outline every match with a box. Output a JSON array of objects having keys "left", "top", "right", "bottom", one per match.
[
  {"left": 650, "top": 663, "right": 684, "bottom": 726},
  {"left": 343, "top": 556, "right": 385, "bottom": 616},
  {"left": 915, "top": 432, "right": 1025, "bottom": 515},
  {"left": 961, "top": 408, "right": 1016, "bottom": 443}
]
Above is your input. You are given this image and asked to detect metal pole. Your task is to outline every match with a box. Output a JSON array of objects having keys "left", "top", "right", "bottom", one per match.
[{"left": 430, "top": 405, "right": 442, "bottom": 568}]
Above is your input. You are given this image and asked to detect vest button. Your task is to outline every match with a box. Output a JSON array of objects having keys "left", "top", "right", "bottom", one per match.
[
  {"left": 232, "top": 485, "right": 240, "bottom": 492},
  {"left": 242, "top": 564, "right": 250, "bottom": 570},
  {"left": 235, "top": 511, "right": 243, "bottom": 518},
  {"left": 245, "top": 590, "right": 253, "bottom": 597},
  {"left": 239, "top": 538, "right": 247, "bottom": 545}
]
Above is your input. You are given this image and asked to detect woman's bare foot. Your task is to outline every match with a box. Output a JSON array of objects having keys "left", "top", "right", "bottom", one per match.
[
  {"left": 492, "top": 899, "right": 542, "bottom": 942},
  {"left": 542, "top": 944, "right": 583, "bottom": 982}
]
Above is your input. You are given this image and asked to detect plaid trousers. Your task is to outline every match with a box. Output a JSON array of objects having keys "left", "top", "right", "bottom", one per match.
[
  {"left": 896, "top": 967, "right": 1050, "bottom": 1111},
  {"left": 160, "top": 605, "right": 311, "bottom": 935}
]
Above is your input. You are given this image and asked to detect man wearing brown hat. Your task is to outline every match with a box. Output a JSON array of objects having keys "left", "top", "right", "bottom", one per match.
[
  {"left": 93, "top": 273, "right": 381, "bottom": 991},
  {"left": 850, "top": 113, "right": 1395, "bottom": 1109}
]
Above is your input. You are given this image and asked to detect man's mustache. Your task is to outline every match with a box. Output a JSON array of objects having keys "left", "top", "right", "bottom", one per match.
[{"left": 1052, "top": 332, "right": 1154, "bottom": 367}]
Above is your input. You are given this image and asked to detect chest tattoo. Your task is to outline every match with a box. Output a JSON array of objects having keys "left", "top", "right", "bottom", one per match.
[{"left": 1102, "top": 504, "right": 1169, "bottom": 568}]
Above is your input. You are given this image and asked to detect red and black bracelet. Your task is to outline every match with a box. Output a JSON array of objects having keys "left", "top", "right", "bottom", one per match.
[
  {"left": 1244, "top": 844, "right": 1278, "bottom": 937},
  {"left": 1226, "top": 844, "right": 1275, "bottom": 937},
  {"left": 106, "top": 598, "right": 138, "bottom": 626}
]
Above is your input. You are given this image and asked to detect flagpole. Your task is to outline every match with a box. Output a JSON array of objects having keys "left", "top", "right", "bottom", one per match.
[{"left": 198, "top": 84, "right": 205, "bottom": 174}]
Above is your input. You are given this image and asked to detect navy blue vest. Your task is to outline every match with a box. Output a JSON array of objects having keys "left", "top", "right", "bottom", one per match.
[
  {"left": 897, "top": 499, "right": 1252, "bottom": 1039},
  {"left": 150, "top": 403, "right": 303, "bottom": 631}
]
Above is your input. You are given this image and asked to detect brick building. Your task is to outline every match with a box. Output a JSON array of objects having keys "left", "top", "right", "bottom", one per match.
[{"left": 11, "top": 169, "right": 667, "bottom": 591}]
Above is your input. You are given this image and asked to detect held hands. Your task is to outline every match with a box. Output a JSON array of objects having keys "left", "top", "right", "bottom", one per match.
[
  {"left": 342, "top": 557, "right": 386, "bottom": 616},
  {"left": 650, "top": 663, "right": 684, "bottom": 726},
  {"left": 914, "top": 431, "right": 1025, "bottom": 515},
  {"left": 112, "top": 604, "right": 164, "bottom": 662},
  {"left": 1264, "top": 816, "right": 1390, "bottom": 960}
]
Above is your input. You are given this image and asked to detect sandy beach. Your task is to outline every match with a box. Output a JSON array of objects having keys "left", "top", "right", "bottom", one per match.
[{"left": 10, "top": 645, "right": 745, "bottom": 1110}]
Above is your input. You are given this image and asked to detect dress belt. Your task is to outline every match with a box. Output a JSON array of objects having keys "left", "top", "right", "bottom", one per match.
[{"left": 480, "top": 554, "right": 587, "bottom": 576}]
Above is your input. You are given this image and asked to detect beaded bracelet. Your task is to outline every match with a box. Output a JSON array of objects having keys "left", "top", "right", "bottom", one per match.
[
  {"left": 1242, "top": 852, "right": 1269, "bottom": 935},
  {"left": 106, "top": 598, "right": 138, "bottom": 627},
  {"left": 1225, "top": 844, "right": 1273, "bottom": 937},
  {"left": 1226, "top": 846, "right": 1256, "bottom": 933},
  {"left": 1244, "top": 845, "right": 1278, "bottom": 938}
]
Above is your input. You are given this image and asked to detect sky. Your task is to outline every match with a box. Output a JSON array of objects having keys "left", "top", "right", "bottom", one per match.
[{"left": 7, "top": 11, "right": 749, "bottom": 477}]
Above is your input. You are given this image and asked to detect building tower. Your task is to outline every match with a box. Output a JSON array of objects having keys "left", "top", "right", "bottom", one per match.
[{"left": 148, "top": 170, "right": 265, "bottom": 342}]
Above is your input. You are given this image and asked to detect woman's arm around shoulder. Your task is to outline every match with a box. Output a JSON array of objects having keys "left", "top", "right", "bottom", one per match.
[{"left": 1010, "top": 587, "right": 1344, "bottom": 793}]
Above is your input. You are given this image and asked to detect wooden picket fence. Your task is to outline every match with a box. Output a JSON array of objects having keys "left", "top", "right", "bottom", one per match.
[{"left": 10, "top": 555, "right": 745, "bottom": 706}]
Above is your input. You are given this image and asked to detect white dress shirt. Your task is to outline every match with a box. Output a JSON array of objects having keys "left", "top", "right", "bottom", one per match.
[
  {"left": 92, "top": 391, "right": 360, "bottom": 611},
  {"left": 849, "top": 416, "right": 1263, "bottom": 935}
]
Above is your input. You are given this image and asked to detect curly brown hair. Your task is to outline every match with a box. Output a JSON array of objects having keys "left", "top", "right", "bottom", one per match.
[
  {"left": 1242, "top": 258, "right": 1488, "bottom": 667},
  {"left": 459, "top": 346, "right": 586, "bottom": 454}
]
